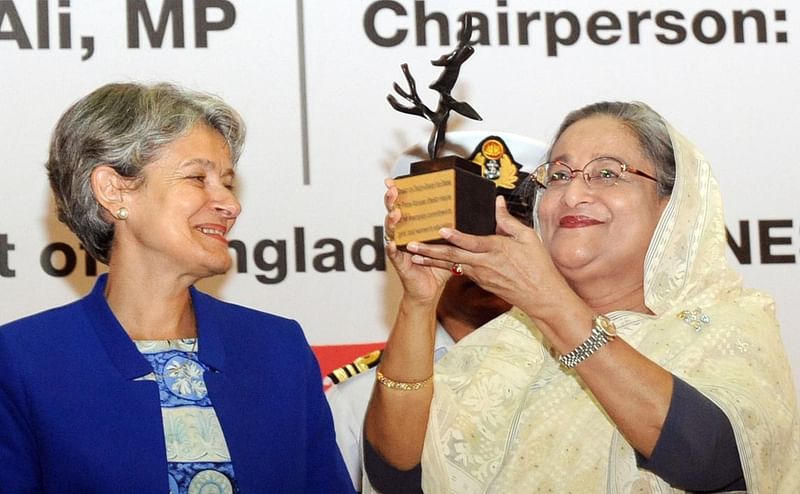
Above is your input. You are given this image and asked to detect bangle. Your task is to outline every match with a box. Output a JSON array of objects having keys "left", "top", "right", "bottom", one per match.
[{"left": 376, "top": 369, "right": 433, "bottom": 391}]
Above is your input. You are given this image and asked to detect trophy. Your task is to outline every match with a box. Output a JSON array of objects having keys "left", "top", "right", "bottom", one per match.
[{"left": 388, "top": 15, "right": 496, "bottom": 248}]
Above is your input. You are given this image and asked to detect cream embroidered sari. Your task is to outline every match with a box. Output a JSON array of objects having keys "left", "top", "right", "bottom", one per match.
[{"left": 421, "top": 122, "right": 800, "bottom": 493}]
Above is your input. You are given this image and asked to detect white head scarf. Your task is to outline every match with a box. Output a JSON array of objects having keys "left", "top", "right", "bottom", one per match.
[{"left": 421, "top": 106, "right": 800, "bottom": 493}]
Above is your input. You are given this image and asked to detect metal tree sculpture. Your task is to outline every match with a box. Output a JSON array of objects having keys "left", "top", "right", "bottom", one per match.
[{"left": 387, "top": 15, "right": 482, "bottom": 159}]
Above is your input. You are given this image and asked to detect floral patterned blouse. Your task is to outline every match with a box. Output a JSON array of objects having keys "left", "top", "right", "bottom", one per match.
[{"left": 134, "top": 338, "right": 239, "bottom": 494}]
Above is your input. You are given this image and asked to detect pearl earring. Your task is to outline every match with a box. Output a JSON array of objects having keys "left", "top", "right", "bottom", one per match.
[{"left": 116, "top": 207, "right": 129, "bottom": 220}]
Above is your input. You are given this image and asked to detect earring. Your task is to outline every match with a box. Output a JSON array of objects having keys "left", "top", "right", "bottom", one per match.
[{"left": 116, "top": 207, "right": 129, "bottom": 220}]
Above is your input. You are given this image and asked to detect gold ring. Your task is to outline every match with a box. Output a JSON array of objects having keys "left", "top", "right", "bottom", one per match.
[{"left": 451, "top": 263, "right": 464, "bottom": 276}]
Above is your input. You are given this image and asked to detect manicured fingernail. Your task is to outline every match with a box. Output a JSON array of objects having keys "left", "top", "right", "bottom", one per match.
[
  {"left": 439, "top": 228, "right": 453, "bottom": 238},
  {"left": 407, "top": 242, "right": 420, "bottom": 252}
]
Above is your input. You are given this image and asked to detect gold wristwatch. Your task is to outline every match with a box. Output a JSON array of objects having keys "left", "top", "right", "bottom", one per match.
[{"left": 558, "top": 314, "right": 617, "bottom": 369}]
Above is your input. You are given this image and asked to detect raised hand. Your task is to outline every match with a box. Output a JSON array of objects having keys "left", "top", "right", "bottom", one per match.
[{"left": 383, "top": 178, "right": 451, "bottom": 305}]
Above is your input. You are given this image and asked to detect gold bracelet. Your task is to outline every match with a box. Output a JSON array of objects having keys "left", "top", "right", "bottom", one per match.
[{"left": 376, "top": 369, "right": 433, "bottom": 391}]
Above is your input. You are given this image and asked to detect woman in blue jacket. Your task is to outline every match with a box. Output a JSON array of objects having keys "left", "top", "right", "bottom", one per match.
[{"left": 0, "top": 82, "right": 354, "bottom": 493}]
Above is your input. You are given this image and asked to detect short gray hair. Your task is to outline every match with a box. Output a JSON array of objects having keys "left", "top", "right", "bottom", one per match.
[
  {"left": 551, "top": 101, "right": 675, "bottom": 197},
  {"left": 46, "top": 82, "right": 246, "bottom": 264}
]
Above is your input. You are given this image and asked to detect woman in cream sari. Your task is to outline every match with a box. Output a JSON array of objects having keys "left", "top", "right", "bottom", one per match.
[{"left": 365, "top": 102, "right": 800, "bottom": 492}]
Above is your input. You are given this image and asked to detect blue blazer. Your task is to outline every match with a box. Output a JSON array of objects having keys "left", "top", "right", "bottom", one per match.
[{"left": 0, "top": 275, "right": 354, "bottom": 493}]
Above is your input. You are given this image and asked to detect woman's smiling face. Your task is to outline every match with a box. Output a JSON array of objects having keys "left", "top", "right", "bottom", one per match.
[
  {"left": 117, "top": 124, "right": 241, "bottom": 279},
  {"left": 537, "top": 115, "right": 668, "bottom": 286}
]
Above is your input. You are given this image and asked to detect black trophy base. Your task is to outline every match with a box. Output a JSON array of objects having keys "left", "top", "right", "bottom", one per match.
[{"left": 393, "top": 156, "right": 496, "bottom": 248}]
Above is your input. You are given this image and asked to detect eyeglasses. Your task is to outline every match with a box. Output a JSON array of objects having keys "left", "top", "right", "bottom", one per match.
[{"left": 532, "top": 156, "right": 657, "bottom": 189}]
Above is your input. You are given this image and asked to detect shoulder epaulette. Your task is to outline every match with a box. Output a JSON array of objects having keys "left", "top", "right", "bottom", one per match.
[{"left": 327, "top": 349, "right": 384, "bottom": 385}]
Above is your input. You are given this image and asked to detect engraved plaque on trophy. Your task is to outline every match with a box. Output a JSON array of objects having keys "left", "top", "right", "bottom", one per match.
[
  {"left": 392, "top": 156, "right": 496, "bottom": 246},
  {"left": 387, "top": 15, "right": 496, "bottom": 248}
]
